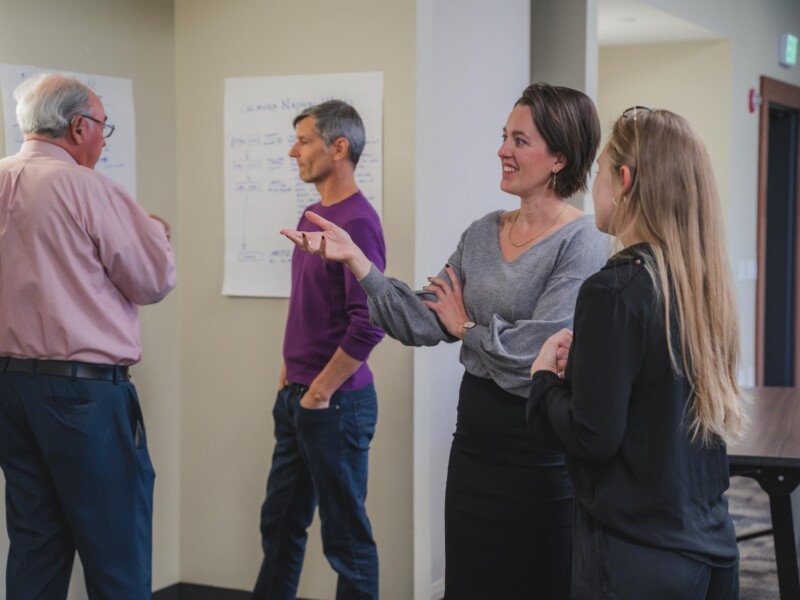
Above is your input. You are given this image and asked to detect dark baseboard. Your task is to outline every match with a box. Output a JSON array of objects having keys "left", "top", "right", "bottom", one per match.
[
  {"left": 153, "top": 583, "right": 313, "bottom": 600},
  {"left": 153, "top": 583, "right": 252, "bottom": 600}
]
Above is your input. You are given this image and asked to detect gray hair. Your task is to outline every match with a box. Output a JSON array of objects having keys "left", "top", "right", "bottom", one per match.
[
  {"left": 14, "top": 73, "right": 92, "bottom": 139},
  {"left": 293, "top": 100, "right": 366, "bottom": 167}
]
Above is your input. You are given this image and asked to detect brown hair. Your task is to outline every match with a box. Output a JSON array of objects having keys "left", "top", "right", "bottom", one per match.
[{"left": 515, "top": 82, "right": 601, "bottom": 199}]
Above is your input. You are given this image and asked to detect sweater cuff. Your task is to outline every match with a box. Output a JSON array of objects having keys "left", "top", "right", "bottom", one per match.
[
  {"left": 530, "top": 370, "right": 563, "bottom": 396},
  {"left": 461, "top": 323, "right": 487, "bottom": 350},
  {"left": 526, "top": 370, "right": 567, "bottom": 448},
  {"left": 528, "top": 370, "right": 563, "bottom": 415},
  {"left": 340, "top": 337, "right": 377, "bottom": 362},
  {"left": 359, "top": 263, "right": 390, "bottom": 297}
]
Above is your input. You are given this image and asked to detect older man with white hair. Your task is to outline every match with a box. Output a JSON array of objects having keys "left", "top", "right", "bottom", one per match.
[{"left": 0, "top": 73, "right": 176, "bottom": 599}]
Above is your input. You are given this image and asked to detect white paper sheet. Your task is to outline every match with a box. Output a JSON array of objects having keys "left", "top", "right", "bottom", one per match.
[
  {"left": 223, "top": 72, "right": 383, "bottom": 298},
  {"left": 0, "top": 64, "right": 137, "bottom": 197}
]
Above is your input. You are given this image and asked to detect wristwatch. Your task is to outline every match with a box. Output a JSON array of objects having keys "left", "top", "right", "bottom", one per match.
[{"left": 462, "top": 321, "right": 476, "bottom": 332}]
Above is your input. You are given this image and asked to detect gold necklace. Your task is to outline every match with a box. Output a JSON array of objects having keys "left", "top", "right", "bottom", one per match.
[{"left": 508, "top": 201, "right": 569, "bottom": 248}]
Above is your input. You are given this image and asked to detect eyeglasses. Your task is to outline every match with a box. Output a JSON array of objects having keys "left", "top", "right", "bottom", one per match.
[
  {"left": 622, "top": 106, "right": 652, "bottom": 121},
  {"left": 80, "top": 114, "right": 115, "bottom": 139}
]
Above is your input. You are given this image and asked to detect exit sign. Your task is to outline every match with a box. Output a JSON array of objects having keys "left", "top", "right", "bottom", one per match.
[{"left": 780, "top": 33, "right": 798, "bottom": 68}]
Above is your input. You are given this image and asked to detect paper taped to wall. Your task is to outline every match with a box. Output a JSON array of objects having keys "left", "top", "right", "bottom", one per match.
[
  {"left": 0, "top": 63, "right": 137, "bottom": 197},
  {"left": 222, "top": 71, "right": 383, "bottom": 298}
]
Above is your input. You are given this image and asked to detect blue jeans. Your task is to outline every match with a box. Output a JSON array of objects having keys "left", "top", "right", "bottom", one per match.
[
  {"left": 253, "top": 383, "right": 379, "bottom": 600},
  {"left": 0, "top": 372, "right": 154, "bottom": 600}
]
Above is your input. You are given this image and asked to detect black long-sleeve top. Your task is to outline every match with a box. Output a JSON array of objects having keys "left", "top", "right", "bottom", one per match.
[{"left": 527, "top": 243, "right": 738, "bottom": 566}]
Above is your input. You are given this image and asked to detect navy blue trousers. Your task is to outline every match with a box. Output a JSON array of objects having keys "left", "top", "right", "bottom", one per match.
[
  {"left": 0, "top": 371, "right": 154, "bottom": 600},
  {"left": 253, "top": 383, "right": 379, "bottom": 600}
]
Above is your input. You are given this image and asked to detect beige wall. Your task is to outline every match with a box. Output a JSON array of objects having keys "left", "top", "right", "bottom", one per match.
[
  {"left": 0, "top": 0, "right": 180, "bottom": 596},
  {"left": 2, "top": 2, "right": 791, "bottom": 598},
  {"left": 174, "top": 1, "right": 415, "bottom": 596},
  {"left": 599, "top": 40, "right": 732, "bottom": 217}
]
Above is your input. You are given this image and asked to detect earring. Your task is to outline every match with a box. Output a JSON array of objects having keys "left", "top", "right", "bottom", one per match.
[{"left": 548, "top": 172, "right": 557, "bottom": 190}]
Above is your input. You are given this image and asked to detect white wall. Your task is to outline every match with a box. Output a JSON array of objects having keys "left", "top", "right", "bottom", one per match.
[
  {"left": 530, "top": 0, "right": 598, "bottom": 211},
  {"left": 414, "top": 0, "right": 800, "bottom": 598},
  {"left": 531, "top": 0, "right": 598, "bottom": 100},
  {"left": 415, "top": 0, "right": 531, "bottom": 596}
]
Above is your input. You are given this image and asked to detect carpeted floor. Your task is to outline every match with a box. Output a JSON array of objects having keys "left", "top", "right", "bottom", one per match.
[{"left": 727, "top": 475, "right": 780, "bottom": 599}]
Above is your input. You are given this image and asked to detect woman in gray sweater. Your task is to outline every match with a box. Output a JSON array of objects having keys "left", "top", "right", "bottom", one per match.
[{"left": 282, "top": 83, "right": 609, "bottom": 599}]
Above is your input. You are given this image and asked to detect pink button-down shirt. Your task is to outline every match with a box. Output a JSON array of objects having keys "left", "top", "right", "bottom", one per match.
[{"left": 0, "top": 140, "right": 176, "bottom": 365}]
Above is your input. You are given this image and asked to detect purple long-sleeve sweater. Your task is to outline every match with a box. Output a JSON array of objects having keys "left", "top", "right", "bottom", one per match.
[{"left": 283, "top": 191, "right": 386, "bottom": 390}]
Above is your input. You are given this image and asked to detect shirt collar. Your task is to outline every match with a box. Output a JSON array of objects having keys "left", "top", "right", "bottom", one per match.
[
  {"left": 602, "top": 242, "right": 653, "bottom": 271},
  {"left": 20, "top": 139, "right": 79, "bottom": 165}
]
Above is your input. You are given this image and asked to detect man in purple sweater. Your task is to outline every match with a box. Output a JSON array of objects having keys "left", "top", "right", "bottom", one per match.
[{"left": 253, "top": 101, "right": 386, "bottom": 600}]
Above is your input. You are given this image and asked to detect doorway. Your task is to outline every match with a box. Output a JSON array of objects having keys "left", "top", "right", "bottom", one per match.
[{"left": 756, "top": 77, "right": 800, "bottom": 386}]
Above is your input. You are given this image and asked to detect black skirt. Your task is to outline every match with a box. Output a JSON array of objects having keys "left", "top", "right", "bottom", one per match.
[{"left": 444, "top": 372, "right": 573, "bottom": 600}]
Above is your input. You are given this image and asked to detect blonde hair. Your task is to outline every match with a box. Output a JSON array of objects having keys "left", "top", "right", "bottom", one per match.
[{"left": 606, "top": 109, "right": 744, "bottom": 445}]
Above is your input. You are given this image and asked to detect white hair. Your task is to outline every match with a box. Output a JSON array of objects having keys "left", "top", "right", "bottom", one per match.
[{"left": 14, "top": 73, "right": 91, "bottom": 139}]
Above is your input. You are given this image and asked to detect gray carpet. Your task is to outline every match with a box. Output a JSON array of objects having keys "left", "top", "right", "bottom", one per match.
[{"left": 727, "top": 475, "right": 780, "bottom": 599}]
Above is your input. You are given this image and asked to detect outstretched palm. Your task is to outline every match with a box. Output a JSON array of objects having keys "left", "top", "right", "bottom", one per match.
[{"left": 280, "top": 211, "right": 355, "bottom": 263}]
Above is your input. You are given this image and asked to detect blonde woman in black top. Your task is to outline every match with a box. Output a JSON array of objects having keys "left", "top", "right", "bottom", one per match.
[{"left": 528, "top": 108, "right": 744, "bottom": 599}]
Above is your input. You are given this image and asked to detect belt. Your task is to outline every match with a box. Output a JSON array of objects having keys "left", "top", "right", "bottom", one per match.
[{"left": 0, "top": 357, "right": 129, "bottom": 382}]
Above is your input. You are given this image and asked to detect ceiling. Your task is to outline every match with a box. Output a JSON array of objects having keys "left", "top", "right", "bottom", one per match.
[{"left": 598, "top": 0, "right": 723, "bottom": 46}]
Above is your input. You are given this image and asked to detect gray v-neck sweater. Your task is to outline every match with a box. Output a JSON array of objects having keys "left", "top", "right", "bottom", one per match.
[{"left": 360, "top": 211, "right": 610, "bottom": 397}]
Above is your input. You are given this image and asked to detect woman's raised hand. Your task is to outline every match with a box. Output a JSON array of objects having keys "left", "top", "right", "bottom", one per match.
[{"left": 280, "top": 211, "right": 372, "bottom": 279}]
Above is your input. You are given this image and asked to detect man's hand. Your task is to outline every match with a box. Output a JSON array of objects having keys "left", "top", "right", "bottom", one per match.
[
  {"left": 278, "top": 364, "right": 287, "bottom": 391},
  {"left": 297, "top": 348, "right": 362, "bottom": 410},
  {"left": 149, "top": 214, "right": 172, "bottom": 241},
  {"left": 299, "top": 384, "right": 332, "bottom": 409}
]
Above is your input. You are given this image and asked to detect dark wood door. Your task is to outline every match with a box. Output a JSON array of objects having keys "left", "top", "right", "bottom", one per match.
[{"left": 756, "top": 77, "right": 800, "bottom": 386}]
